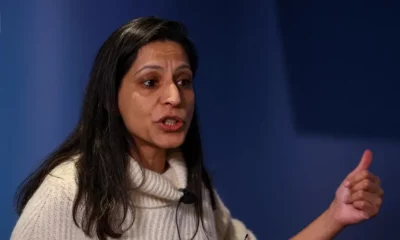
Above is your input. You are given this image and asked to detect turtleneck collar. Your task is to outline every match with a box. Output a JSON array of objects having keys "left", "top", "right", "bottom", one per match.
[{"left": 127, "top": 151, "right": 187, "bottom": 208}]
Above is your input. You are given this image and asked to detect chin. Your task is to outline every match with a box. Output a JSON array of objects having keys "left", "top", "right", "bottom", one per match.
[{"left": 154, "top": 134, "right": 186, "bottom": 149}]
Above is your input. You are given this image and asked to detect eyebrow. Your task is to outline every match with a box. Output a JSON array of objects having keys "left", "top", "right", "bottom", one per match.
[{"left": 135, "top": 63, "right": 191, "bottom": 75}]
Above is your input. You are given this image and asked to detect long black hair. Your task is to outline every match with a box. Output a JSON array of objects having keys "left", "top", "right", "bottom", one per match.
[{"left": 14, "top": 16, "right": 216, "bottom": 240}]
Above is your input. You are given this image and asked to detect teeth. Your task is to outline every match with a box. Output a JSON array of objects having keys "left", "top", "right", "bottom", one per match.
[{"left": 164, "top": 119, "right": 177, "bottom": 126}]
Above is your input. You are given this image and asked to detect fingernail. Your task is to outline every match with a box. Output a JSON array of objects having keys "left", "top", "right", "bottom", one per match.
[{"left": 344, "top": 181, "right": 350, "bottom": 187}]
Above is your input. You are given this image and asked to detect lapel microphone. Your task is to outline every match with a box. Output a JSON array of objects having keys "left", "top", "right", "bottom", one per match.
[
  {"left": 177, "top": 189, "right": 249, "bottom": 240},
  {"left": 178, "top": 188, "right": 197, "bottom": 204},
  {"left": 176, "top": 188, "right": 197, "bottom": 240}
]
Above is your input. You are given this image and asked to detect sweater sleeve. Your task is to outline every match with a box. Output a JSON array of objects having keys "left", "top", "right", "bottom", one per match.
[
  {"left": 10, "top": 176, "right": 79, "bottom": 240},
  {"left": 213, "top": 191, "right": 257, "bottom": 240}
]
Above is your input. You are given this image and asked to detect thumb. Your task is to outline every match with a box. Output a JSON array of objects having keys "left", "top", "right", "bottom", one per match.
[{"left": 347, "top": 149, "right": 373, "bottom": 178}]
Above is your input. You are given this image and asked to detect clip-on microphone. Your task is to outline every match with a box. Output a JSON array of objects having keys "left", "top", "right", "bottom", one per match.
[{"left": 178, "top": 188, "right": 197, "bottom": 204}]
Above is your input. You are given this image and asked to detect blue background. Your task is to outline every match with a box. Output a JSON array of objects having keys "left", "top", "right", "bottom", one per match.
[{"left": 1, "top": 0, "right": 399, "bottom": 239}]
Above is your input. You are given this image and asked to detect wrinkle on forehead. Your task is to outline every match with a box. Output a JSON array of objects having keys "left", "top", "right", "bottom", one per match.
[{"left": 135, "top": 41, "right": 189, "bottom": 65}]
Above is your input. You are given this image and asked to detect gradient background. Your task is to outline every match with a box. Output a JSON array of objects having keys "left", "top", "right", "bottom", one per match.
[{"left": 1, "top": 0, "right": 400, "bottom": 239}]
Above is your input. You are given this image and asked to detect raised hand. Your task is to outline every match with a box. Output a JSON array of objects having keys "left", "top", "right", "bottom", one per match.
[{"left": 330, "top": 149, "right": 384, "bottom": 225}]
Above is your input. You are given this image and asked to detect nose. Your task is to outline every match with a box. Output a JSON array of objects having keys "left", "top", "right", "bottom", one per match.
[{"left": 162, "top": 82, "right": 181, "bottom": 107}]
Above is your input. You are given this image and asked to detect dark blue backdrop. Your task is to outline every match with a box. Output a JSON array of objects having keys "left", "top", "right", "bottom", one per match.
[{"left": 1, "top": 0, "right": 399, "bottom": 239}]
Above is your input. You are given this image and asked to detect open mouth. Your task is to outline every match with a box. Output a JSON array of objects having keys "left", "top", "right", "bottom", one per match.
[
  {"left": 164, "top": 118, "right": 179, "bottom": 126},
  {"left": 157, "top": 117, "right": 184, "bottom": 131}
]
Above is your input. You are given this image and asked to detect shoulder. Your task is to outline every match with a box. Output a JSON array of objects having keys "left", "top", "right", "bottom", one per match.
[
  {"left": 11, "top": 157, "right": 80, "bottom": 239},
  {"left": 22, "top": 156, "right": 80, "bottom": 212},
  {"left": 211, "top": 189, "right": 257, "bottom": 240},
  {"left": 46, "top": 157, "right": 79, "bottom": 199},
  {"left": 49, "top": 157, "right": 79, "bottom": 183}
]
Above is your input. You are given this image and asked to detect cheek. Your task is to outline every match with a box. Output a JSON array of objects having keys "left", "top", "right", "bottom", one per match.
[
  {"left": 185, "top": 93, "right": 195, "bottom": 122},
  {"left": 119, "top": 91, "right": 149, "bottom": 129}
]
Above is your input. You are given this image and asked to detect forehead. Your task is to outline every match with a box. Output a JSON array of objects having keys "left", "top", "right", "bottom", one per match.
[{"left": 134, "top": 41, "right": 189, "bottom": 64}]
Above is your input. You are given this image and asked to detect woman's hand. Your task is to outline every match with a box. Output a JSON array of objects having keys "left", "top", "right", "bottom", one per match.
[
  {"left": 329, "top": 149, "right": 384, "bottom": 227},
  {"left": 290, "top": 150, "right": 383, "bottom": 240}
]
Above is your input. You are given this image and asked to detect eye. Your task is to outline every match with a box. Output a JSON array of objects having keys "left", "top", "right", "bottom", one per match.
[
  {"left": 143, "top": 79, "right": 158, "bottom": 88},
  {"left": 177, "top": 78, "right": 193, "bottom": 88}
]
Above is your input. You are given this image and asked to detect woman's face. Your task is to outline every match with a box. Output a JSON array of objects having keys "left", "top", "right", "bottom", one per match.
[{"left": 118, "top": 41, "right": 194, "bottom": 151}]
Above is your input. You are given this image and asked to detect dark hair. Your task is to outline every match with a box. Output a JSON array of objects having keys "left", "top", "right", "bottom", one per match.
[{"left": 14, "top": 16, "right": 216, "bottom": 240}]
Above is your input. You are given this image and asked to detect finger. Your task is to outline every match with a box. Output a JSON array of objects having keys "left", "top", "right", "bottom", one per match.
[
  {"left": 354, "top": 149, "right": 373, "bottom": 171},
  {"left": 347, "top": 190, "right": 382, "bottom": 207},
  {"left": 346, "top": 150, "right": 373, "bottom": 180},
  {"left": 379, "top": 188, "right": 385, "bottom": 197},
  {"left": 353, "top": 201, "right": 379, "bottom": 218},
  {"left": 351, "top": 179, "right": 381, "bottom": 193},
  {"left": 347, "top": 171, "right": 380, "bottom": 188}
]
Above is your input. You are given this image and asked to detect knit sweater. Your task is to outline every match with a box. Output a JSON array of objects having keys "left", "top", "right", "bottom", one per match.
[{"left": 11, "top": 152, "right": 256, "bottom": 240}]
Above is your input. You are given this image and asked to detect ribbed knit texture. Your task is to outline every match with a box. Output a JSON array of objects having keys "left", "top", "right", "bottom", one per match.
[{"left": 11, "top": 152, "right": 256, "bottom": 240}]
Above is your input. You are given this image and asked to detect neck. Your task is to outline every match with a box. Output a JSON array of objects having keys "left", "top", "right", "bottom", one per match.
[{"left": 131, "top": 142, "right": 167, "bottom": 173}]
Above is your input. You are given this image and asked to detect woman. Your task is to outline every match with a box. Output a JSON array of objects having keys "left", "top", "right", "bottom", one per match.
[{"left": 12, "top": 17, "right": 384, "bottom": 240}]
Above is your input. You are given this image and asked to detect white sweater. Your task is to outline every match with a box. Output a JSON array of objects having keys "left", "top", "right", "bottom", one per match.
[{"left": 11, "top": 152, "right": 256, "bottom": 240}]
